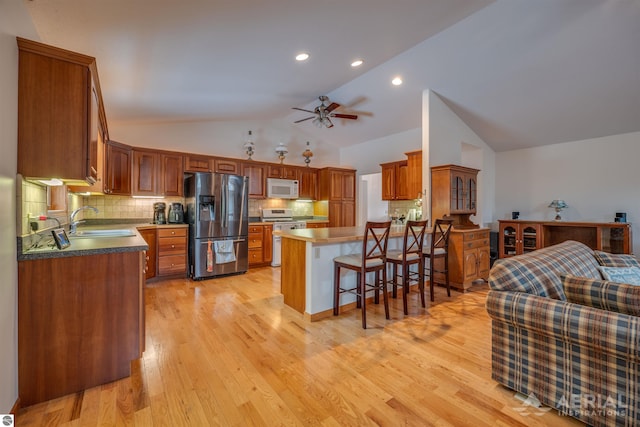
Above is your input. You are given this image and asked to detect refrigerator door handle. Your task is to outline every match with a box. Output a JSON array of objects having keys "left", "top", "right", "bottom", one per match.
[
  {"left": 222, "top": 175, "right": 228, "bottom": 229},
  {"left": 199, "top": 238, "right": 246, "bottom": 245}
]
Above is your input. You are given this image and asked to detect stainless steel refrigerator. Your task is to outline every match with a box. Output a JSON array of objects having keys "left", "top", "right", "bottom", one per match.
[{"left": 184, "top": 172, "right": 249, "bottom": 279}]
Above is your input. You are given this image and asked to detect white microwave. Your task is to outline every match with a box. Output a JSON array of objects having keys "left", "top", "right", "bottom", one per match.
[{"left": 267, "top": 178, "right": 299, "bottom": 199}]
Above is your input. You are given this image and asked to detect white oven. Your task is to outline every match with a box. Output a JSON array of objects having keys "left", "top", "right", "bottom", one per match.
[{"left": 261, "top": 208, "right": 306, "bottom": 267}]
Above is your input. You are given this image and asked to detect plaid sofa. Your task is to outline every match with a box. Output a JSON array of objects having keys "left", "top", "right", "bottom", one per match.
[{"left": 486, "top": 240, "right": 640, "bottom": 427}]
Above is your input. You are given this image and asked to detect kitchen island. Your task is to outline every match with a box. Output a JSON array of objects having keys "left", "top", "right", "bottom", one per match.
[{"left": 277, "top": 225, "right": 407, "bottom": 321}]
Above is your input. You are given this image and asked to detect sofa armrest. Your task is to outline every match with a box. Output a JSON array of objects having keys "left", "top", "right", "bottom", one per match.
[
  {"left": 561, "top": 274, "right": 640, "bottom": 317},
  {"left": 486, "top": 290, "right": 640, "bottom": 361}
]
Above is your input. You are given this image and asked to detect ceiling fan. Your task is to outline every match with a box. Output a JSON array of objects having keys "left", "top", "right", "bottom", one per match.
[{"left": 292, "top": 96, "right": 358, "bottom": 128}]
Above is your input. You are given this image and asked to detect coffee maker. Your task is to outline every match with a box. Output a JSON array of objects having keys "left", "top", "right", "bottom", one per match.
[
  {"left": 168, "top": 203, "right": 184, "bottom": 224},
  {"left": 153, "top": 202, "right": 167, "bottom": 224}
]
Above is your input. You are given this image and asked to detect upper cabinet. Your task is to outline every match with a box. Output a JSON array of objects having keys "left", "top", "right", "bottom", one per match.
[
  {"left": 132, "top": 149, "right": 183, "bottom": 197},
  {"left": 379, "top": 150, "right": 422, "bottom": 201},
  {"left": 405, "top": 150, "right": 422, "bottom": 200},
  {"left": 184, "top": 154, "right": 213, "bottom": 173},
  {"left": 267, "top": 164, "right": 297, "bottom": 180},
  {"left": 104, "top": 141, "right": 132, "bottom": 195},
  {"left": 241, "top": 162, "right": 267, "bottom": 199},
  {"left": 297, "top": 167, "right": 318, "bottom": 200},
  {"left": 17, "top": 37, "right": 109, "bottom": 185},
  {"left": 380, "top": 160, "right": 408, "bottom": 201},
  {"left": 431, "top": 164, "right": 480, "bottom": 228},
  {"left": 214, "top": 158, "right": 239, "bottom": 174}
]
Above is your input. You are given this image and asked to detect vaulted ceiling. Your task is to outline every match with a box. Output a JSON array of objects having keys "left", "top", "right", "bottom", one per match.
[{"left": 24, "top": 0, "right": 640, "bottom": 151}]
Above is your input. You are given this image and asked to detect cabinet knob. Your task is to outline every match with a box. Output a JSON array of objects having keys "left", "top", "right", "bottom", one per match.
[
  {"left": 171, "top": 231, "right": 175, "bottom": 235},
  {"left": 171, "top": 245, "right": 175, "bottom": 248}
]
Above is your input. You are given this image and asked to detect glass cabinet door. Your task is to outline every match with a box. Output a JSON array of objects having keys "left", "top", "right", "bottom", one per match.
[
  {"left": 502, "top": 226, "right": 517, "bottom": 256},
  {"left": 522, "top": 226, "right": 538, "bottom": 253}
]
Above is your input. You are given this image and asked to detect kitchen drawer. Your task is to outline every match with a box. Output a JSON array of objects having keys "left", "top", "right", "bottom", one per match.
[
  {"left": 249, "top": 225, "right": 264, "bottom": 234},
  {"left": 158, "top": 237, "right": 187, "bottom": 255},
  {"left": 464, "top": 238, "right": 490, "bottom": 250},
  {"left": 158, "top": 227, "right": 187, "bottom": 238},
  {"left": 248, "top": 248, "right": 263, "bottom": 264},
  {"left": 463, "top": 230, "right": 489, "bottom": 241},
  {"left": 158, "top": 255, "right": 186, "bottom": 275},
  {"left": 248, "top": 233, "right": 263, "bottom": 249}
]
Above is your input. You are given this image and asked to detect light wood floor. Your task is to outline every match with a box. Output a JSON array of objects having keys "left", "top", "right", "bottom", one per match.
[{"left": 16, "top": 267, "right": 584, "bottom": 426}]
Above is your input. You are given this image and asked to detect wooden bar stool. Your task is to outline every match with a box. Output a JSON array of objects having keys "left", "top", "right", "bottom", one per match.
[
  {"left": 423, "top": 218, "right": 454, "bottom": 302},
  {"left": 385, "top": 220, "right": 428, "bottom": 315},
  {"left": 333, "top": 221, "right": 392, "bottom": 329}
]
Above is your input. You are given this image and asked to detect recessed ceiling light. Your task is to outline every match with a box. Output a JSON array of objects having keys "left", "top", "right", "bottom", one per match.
[
  {"left": 392, "top": 76, "right": 403, "bottom": 86},
  {"left": 351, "top": 59, "right": 363, "bottom": 67},
  {"left": 295, "top": 53, "right": 309, "bottom": 61}
]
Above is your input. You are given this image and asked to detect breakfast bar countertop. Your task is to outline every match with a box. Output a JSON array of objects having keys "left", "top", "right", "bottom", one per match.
[{"left": 273, "top": 224, "right": 407, "bottom": 244}]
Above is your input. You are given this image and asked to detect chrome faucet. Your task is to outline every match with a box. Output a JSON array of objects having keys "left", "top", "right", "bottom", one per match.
[{"left": 70, "top": 205, "right": 99, "bottom": 234}]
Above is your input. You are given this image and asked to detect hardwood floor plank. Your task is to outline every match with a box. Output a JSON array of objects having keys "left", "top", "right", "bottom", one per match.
[{"left": 16, "top": 267, "right": 585, "bottom": 426}]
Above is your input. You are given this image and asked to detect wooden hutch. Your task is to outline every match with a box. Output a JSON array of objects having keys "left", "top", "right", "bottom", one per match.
[{"left": 430, "top": 164, "right": 490, "bottom": 291}]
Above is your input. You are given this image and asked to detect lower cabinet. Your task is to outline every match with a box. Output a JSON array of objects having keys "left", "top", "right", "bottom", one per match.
[
  {"left": 17, "top": 251, "right": 144, "bottom": 406},
  {"left": 448, "top": 228, "right": 490, "bottom": 291},
  {"left": 138, "top": 228, "right": 157, "bottom": 280},
  {"left": 305, "top": 222, "right": 328, "bottom": 229},
  {"left": 157, "top": 226, "right": 188, "bottom": 277},
  {"left": 248, "top": 223, "right": 273, "bottom": 267}
]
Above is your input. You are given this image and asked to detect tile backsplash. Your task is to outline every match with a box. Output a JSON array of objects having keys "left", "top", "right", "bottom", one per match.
[{"left": 18, "top": 176, "right": 324, "bottom": 236}]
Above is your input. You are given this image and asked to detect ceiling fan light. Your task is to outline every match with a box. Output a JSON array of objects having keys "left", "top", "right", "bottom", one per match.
[{"left": 312, "top": 117, "right": 323, "bottom": 128}]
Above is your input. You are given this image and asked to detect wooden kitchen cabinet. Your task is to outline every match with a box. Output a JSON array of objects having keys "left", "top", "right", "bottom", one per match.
[
  {"left": 162, "top": 153, "right": 184, "bottom": 196},
  {"left": 104, "top": 141, "right": 132, "bottom": 195},
  {"left": 17, "top": 37, "right": 108, "bottom": 185},
  {"left": 405, "top": 150, "right": 422, "bottom": 200},
  {"left": 157, "top": 227, "right": 188, "bottom": 277},
  {"left": 305, "top": 221, "right": 329, "bottom": 229},
  {"left": 380, "top": 160, "right": 409, "bottom": 200},
  {"left": 132, "top": 149, "right": 183, "bottom": 197},
  {"left": 184, "top": 154, "right": 213, "bottom": 172},
  {"left": 248, "top": 223, "right": 273, "bottom": 267},
  {"left": 297, "top": 167, "right": 318, "bottom": 200},
  {"left": 18, "top": 250, "right": 144, "bottom": 406},
  {"left": 267, "top": 164, "right": 297, "bottom": 179},
  {"left": 138, "top": 228, "right": 157, "bottom": 280},
  {"left": 431, "top": 164, "right": 479, "bottom": 227},
  {"left": 319, "top": 167, "right": 356, "bottom": 227},
  {"left": 241, "top": 162, "right": 267, "bottom": 199},
  {"left": 132, "top": 149, "right": 161, "bottom": 196},
  {"left": 448, "top": 228, "right": 490, "bottom": 291},
  {"left": 215, "top": 158, "right": 240, "bottom": 174}
]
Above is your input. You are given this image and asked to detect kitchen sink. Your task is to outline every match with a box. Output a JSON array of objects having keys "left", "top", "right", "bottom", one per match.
[{"left": 71, "top": 229, "right": 136, "bottom": 238}]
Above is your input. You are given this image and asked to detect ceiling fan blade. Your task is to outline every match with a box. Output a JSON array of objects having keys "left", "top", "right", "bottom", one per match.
[
  {"left": 294, "top": 116, "right": 315, "bottom": 123},
  {"left": 331, "top": 113, "right": 358, "bottom": 120},
  {"left": 292, "top": 107, "right": 315, "bottom": 113},
  {"left": 325, "top": 102, "right": 340, "bottom": 113}
]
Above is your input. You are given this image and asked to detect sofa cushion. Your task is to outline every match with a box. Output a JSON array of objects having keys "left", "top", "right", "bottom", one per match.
[
  {"left": 561, "top": 273, "right": 640, "bottom": 317},
  {"left": 594, "top": 250, "right": 640, "bottom": 268},
  {"left": 599, "top": 266, "right": 640, "bottom": 285},
  {"left": 489, "top": 240, "right": 600, "bottom": 300}
]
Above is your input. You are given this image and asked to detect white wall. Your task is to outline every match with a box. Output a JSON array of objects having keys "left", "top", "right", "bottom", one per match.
[
  {"left": 424, "top": 90, "right": 496, "bottom": 226},
  {"left": 495, "top": 131, "right": 640, "bottom": 255},
  {"left": 0, "top": 0, "right": 38, "bottom": 412},
  {"left": 340, "top": 128, "right": 421, "bottom": 174},
  {"left": 110, "top": 118, "right": 342, "bottom": 168}
]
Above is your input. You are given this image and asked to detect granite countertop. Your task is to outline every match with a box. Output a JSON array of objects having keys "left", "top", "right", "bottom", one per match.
[
  {"left": 274, "top": 225, "right": 408, "bottom": 244},
  {"left": 18, "top": 224, "right": 157, "bottom": 261}
]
